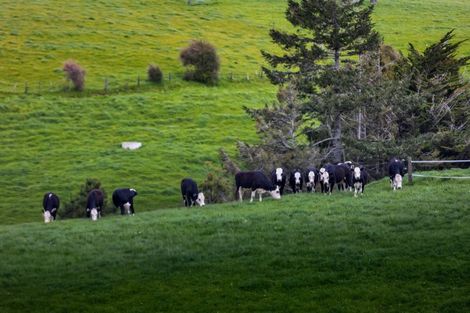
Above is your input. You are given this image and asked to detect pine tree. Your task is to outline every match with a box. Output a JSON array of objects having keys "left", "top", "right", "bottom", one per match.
[{"left": 262, "top": 0, "right": 380, "bottom": 162}]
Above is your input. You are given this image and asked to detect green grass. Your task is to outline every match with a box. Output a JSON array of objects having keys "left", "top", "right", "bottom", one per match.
[
  {"left": 0, "top": 80, "right": 276, "bottom": 225},
  {"left": 0, "top": 0, "right": 468, "bottom": 92},
  {"left": 0, "top": 171, "right": 469, "bottom": 312}
]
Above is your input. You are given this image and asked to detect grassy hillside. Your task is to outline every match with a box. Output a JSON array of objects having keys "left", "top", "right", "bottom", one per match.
[
  {"left": 1, "top": 172, "right": 469, "bottom": 312},
  {"left": 0, "top": 0, "right": 468, "bottom": 91},
  {"left": 0, "top": 80, "right": 276, "bottom": 225}
]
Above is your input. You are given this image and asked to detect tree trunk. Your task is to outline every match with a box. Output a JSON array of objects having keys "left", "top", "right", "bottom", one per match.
[{"left": 331, "top": 114, "right": 344, "bottom": 163}]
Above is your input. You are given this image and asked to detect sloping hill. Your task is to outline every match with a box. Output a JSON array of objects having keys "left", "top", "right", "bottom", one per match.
[{"left": 1, "top": 172, "right": 469, "bottom": 312}]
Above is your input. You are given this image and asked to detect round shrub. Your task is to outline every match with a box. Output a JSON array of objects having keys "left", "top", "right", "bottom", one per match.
[
  {"left": 63, "top": 59, "right": 86, "bottom": 91},
  {"left": 180, "top": 40, "right": 220, "bottom": 85},
  {"left": 147, "top": 64, "right": 163, "bottom": 83}
]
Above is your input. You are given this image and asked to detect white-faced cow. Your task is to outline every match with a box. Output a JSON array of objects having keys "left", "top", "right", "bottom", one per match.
[
  {"left": 112, "top": 188, "right": 138, "bottom": 215},
  {"left": 289, "top": 169, "right": 303, "bottom": 193},
  {"left": 304, "top": 168, "right": 319, "bottom": 192},
  {"left": 319, "top": 166, "right": 333, "bottom": 194},
  {"left": 86, "top": 189, "right": 104, "bottom": 221},
  {"left": 388, "top": 157, "right": 405, "bottom": 190},
  {"left": 181, "top": 178, "right": 205, "bottom": 207},
  {"left": 42, "top": 192, "right": 59, "bottom": 223},
  {"left": 271, "top": 167, "right": 287, "bottom": 195},
  {"left": 235, "top": 171, "right": 281, "bottom": 202},
  {"left": 352, "top": 166, "right": 368, "bottom": 197}
]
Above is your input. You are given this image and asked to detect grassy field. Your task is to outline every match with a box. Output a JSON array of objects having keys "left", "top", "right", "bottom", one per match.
[
  {"left": 0, "top": 171, "right": 469, "bottom": 312},
  {"left": 0, "top": 0, "right": 468, "bottom": 92},
  {"left": 0, "top": 0, "right": 469, "bottom": 224}
]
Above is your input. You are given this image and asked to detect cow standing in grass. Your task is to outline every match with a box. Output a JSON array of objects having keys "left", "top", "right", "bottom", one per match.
[
  {"left": 352, "top": 167, "right": 368, "bottom": 197},
  {"left": 289, "top": 169, "right": 303, "bottom": 193},
  {"left": 181, "top": 178, "right": 205, "bottom": 207},
  {"left": 235, "top": 171, "right": 281, "bottom": 202},
  {"left": 304, "top": 168, "right": 319, "bottom": 192},
  {"left": 42, "top": 192, "right": 59, "bottom": 223},
  {"left": 388, "top": 157, "right": 405, "bottom": 190},
  {"left": 86, "top": 189, "right": 104, "bottom": 221},
  {"left": 271, "top": 167, "right": 287, "bottom": 196},
  {"left": 113, "top": 188, "right": 138, "bottom": 215},
  {"left": 338, "top": 162, "right": 354, "bottom": 191}
]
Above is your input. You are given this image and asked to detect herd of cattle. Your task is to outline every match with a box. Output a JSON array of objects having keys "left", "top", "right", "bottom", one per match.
[{"left": 41, "top": 157, "right": 406, "bottom": 223}]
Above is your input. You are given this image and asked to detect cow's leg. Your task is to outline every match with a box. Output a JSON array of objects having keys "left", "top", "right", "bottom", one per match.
[
  {"left": 238, "top": 187, "right": 243, "bottom": 202},
  {"left": 250, "top": 190, "right": 256, "bottom": 203},
  {"left": 259, "top": 190, "right": 263, "bottom": 202},
  {"left": 130, "top": 202, "right": 135, "bottom": 214}
]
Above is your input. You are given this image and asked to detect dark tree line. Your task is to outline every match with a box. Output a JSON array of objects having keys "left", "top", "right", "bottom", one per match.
[{"left": 238, "top": 0, "right": 469, "bottom": 173}]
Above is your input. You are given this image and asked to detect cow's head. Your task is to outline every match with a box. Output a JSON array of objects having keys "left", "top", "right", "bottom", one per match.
[
  {"left": 354, "top": 167, "right": 361, "bottom": 179},
  {"left": 270, "top": 186, "right": 281, "bottom": 199},
  {"left": 90, "top": 208, "right": 99, "bottom": 221},
  {"left": 123, "top": 202, "right": 132, "bottom": 215},
  {"left": 393, "top": 174, "right": 403, "bottom": 190},
  {"left": 319, "top": 168, "right": 328, "bottom": 183},
  {"left": 308, "top": 171, "right": 315, "bottom": 183},
  {"left": 130, "top": 188, "right": 138, "bottom": 196},
  {"left": 196, "top": 192, "right": 205, "bottom": 207},
  {"left": 275, "top": 168, "right": 283, "bottom": 182},
  {"left": 43, "top": 210, "right": 51, "bottom": 223},
  {"left": 294, "top": 171, "right": 301, "bottom": 185}
]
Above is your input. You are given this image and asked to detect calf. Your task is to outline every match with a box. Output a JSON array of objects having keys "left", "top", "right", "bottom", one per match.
[
  {"left": 388, "top": 157, "right": 405, "bottom": 190},
  {"left": 289, "top": 169, "right": 303, "bottom": 193},
  {"left": 112, "top": 188, "right": 138, "bottom": 215},
  {"left": 42, "top": 192, "right": 59, "bottom": 223},
  {"left": 86, "top": 189, "right": 104, "bottom": 221},
  {"left": 304, "top": 168, "right": 319, "bottom": 192},
  {"left": 235, "top": 171, "right": 281, "bottom": 202},
  {"left": 180, "top": 178, "right": 205, "bottom": 207},
  {"left": 271, "top": 167, "right": 287, "bottom": 195},
  {"left": 352, "top": 167, "right": 368, "bottom": 197}
]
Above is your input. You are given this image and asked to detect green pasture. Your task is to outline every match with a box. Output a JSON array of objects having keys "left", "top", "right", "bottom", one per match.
[
  {"left": 0, "top": 81, "right": 276, "bottom": 225},
  {"left": 0, "top": 172, "right": 469, "bottom": 312},
  {"left": 0, "top": 0, "right": 468, "bottom": 92}
]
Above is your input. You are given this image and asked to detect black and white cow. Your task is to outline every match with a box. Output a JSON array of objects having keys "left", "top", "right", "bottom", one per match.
[
  {"left": 388, "top": 157, "right": 405, "bottom": 190},
  {"left": 271, "top": 167, "right": 287, "bottom": 195},
  {"left": 112, "top": 188, "right": 138, "bottom": 215},
  {"left": 289, "top": 169, "right": 303, "bottom": 193},
  {"left": 86, "top": 189, "right": 104, "bottom": 221},
  {"left": 352, "top": 166, "right": 368, "bottom": 197},
  {"left": 319, "top": 165, "right": 334, "bottom": 194},
  {"left": 180, "top": 178, "right": 205, "bottom": 207},
  {"left": 235, "top": 171, "right": 281, "bottom": 202},
  {"left": 42, "top": 192, "right": 59, "bottom": 223},
  {"left": 304, "top": 167, "right": 319, "bottom": 192}
]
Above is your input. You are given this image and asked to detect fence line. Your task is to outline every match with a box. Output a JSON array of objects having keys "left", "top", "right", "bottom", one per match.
[
  {"left": 0, "top": 71, "right": 269, "bottom": 95},
  {"left": 407, "top": 157, "right": 470, "bottom": 183}
]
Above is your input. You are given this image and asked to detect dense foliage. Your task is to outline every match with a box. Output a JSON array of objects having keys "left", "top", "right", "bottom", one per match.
[
  {"left": 62, "top": 59, "right": 86, "bottom": 91},
  {"left": 147, "top": 64, "right": 163, "bottom": 83},
  {"left": 180, "top": 40, "right": 220, "bottom": 85}
]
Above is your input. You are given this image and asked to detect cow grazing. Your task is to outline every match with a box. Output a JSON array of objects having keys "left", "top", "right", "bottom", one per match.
[
  {"left": 271, "top": 168, "right": 287, "bottom": 195},
  {"left": 235, "top": 171, "right": 281, "bottom": 202},
  {"left": 112, "top": 188, "right": 138, "bottom": 215},
  {"left": 388, "top": 157, "right": 405, "bottom": 190},
  {"left": 42, "top": 192, "right": 59, "bottom": 223},
  {"left": 86, "top": 189, "right": 104, "bottom": 221},
  {"left": 352, "top": 167, "right": 368, "bottom": 197},
  {"left": 289, "top": 169, "right": 303, "bottom": 193},
  {"left": 304, "top": 168, "right": 319, "bottom": 192},
  {"left": 180, "top": 178, "right": 205, "bottom": 207}
]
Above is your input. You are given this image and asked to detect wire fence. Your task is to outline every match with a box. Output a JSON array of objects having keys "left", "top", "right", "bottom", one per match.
[
  {"left": 0, "top": 71, "right": 269, "bottom": 96},
  {"left": 408, "top": 158, "right": 470, "bottom": 182}
]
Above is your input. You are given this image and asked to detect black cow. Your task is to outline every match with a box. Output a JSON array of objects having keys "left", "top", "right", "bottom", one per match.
[
  {"left": 352, "top": 166, "right": 368, "bottom": 197},
  {"left": 235, "top": 171, "right": 281, "bottom": 202},
  {"left": 271, "top": 167, "right": 287, "bottom": 195},
  {"left": 86, "top": 189, "right": 104, "bottom": 221},
  {"left": 388, "top": 157, "right": 405, "bottom": 190},
  {"left": 112, "top": 188, "right": 138, "bottom": 215},
  {"left": 337, "top": 162, "right": 354, "bottom": 191},
  {"left": 289, "top": 169, "right": 303, "bottom": 193},
  {"left": 42, "top": 192, "right": 59, "bottom": 223},
  {"left": 180, "top": 178, "right": 205, "bottom": 207},
  {"left": 304, "top": 168, "right": 319, "bottom": 192}
]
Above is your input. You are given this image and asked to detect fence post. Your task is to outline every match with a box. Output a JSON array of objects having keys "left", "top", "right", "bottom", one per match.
[
  {"left": 137, "top": 75, "right": 141, "bottom": 87},
  {"left": 104, "top": 78, "right": 109, "bottom": 93},
  {"left": 407, "top": 157, "right": 413, "bottom": 184},
  {"left": 168, "top": 73, "right": 172, "bottom": 82},
  {"left": 24, "top": 82, "right": 28, "bottom": 94}
]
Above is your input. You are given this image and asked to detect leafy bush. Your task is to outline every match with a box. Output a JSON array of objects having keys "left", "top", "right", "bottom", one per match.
[
  {"left": 180, "top": 40, "right": 220, "bottom": 85},
  {"left": 59, "top": 178, "right": 112, "bottom": 219},
  {"left": 63, "top": 60, "right": 86, "bottom": 91},
  {"left": 200, "top": 165, "right": 234, "bottom": 204},
  {"left": 147, "top": 64, "right": 163, "bottom": 83}
]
